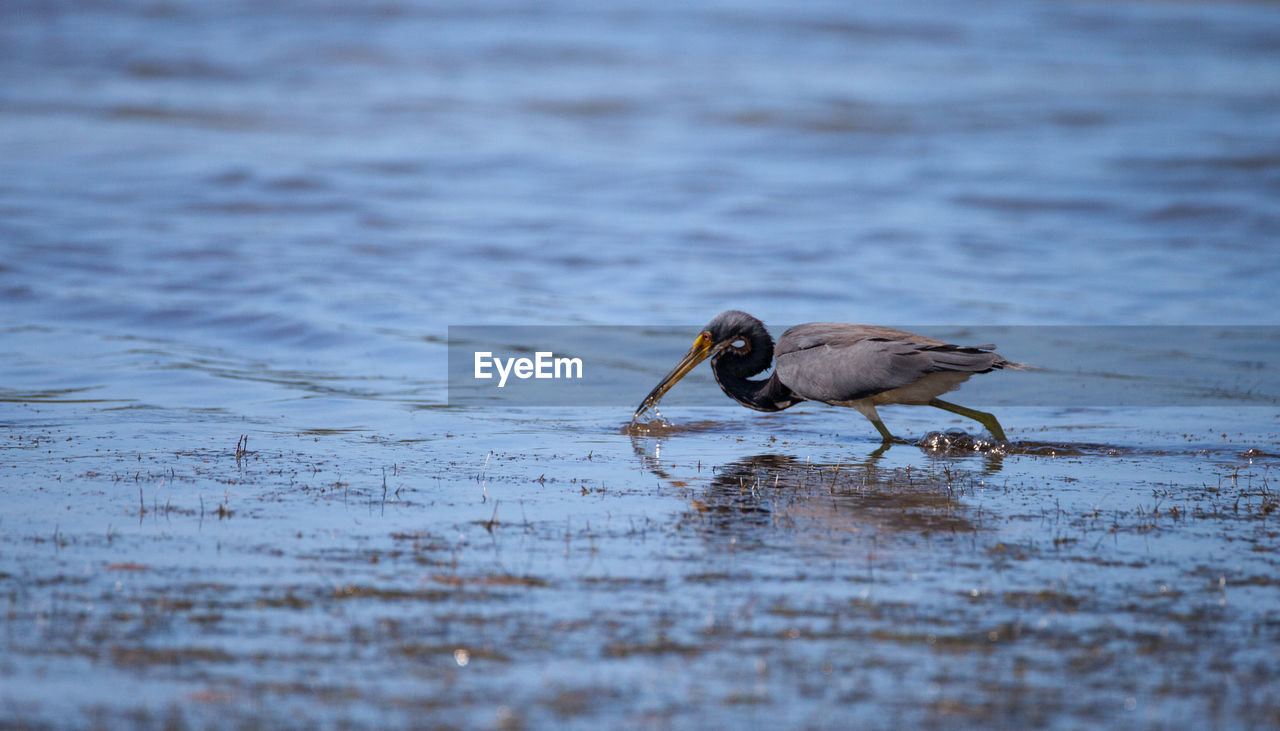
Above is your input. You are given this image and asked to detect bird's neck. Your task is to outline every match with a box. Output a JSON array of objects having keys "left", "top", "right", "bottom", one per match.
[{"left": 712, "top": 370, "right": 800, "bottom": 413}]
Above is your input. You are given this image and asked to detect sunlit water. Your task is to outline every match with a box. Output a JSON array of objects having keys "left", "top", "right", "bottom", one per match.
[{"left": 2, "top": 0, "right": 1279, "bottom": 726}]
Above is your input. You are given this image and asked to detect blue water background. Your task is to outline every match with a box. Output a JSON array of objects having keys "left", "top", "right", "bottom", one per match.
[{"left": 2, "top": 0, "right": 1280, "bottom": 726}]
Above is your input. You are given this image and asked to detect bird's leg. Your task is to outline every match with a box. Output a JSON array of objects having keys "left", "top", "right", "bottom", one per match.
[
  {"left": 928, "top": 399, "right": 1008, "bottom": 442},
  {"left": 870, "top": 418, "right": 894, "bottom": 443},
  {"left": 855, "top": 404, "right": 899, "bottom": 444}
]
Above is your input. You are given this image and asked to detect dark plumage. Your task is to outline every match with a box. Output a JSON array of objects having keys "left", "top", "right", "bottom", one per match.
[{"left": 635, "top": 310, "right": 1020, "bottom": 442}]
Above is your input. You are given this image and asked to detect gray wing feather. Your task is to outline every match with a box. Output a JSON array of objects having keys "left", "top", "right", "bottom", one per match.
[{"left": 775, "top": 323, "right": 1007, "bottom": 402}]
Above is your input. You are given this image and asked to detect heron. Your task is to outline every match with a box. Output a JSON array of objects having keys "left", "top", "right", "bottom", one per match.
[{"left": 633, "top": 310, "right": 1021, "bottom": 442}]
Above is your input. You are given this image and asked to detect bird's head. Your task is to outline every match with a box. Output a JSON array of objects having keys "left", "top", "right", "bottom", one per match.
[{"left": 633, "top": 310, "right": 774, "bottom": 420}]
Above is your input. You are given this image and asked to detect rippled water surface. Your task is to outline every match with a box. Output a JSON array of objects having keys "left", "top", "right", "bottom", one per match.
[{"left": 3, "top": 0, "right": 1280, "bottom": 727}]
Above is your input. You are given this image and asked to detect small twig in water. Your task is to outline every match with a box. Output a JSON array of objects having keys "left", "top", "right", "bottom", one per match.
[{"left": 480, "top": 451, "right": 492, "bottom": 503}]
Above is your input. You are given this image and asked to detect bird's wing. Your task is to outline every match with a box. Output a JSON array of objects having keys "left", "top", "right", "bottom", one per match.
[{"left": 775, "top": 323, "right": 1006, "bottom": 402}]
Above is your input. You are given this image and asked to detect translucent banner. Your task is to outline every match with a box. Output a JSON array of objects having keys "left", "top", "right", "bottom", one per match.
[{"left": 447, "top": 326, "right": 1280, "bottom": 408}]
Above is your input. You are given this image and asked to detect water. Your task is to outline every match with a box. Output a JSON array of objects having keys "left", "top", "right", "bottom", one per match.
[{"left": 2, "top": 0, "right": 1279, "bottom": 726}]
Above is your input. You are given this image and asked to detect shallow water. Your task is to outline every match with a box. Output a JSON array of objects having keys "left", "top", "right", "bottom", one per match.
[{"left": 3, "top": 0, "right": 1280, "bottom": 726}]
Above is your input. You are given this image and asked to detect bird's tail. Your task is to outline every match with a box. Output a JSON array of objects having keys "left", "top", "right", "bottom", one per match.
[{"left": 965, "top": 345, "right": 1039, "bottom": 372}]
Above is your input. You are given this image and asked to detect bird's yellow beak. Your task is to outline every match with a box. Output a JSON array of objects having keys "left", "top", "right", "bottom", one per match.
[{"left": 634, "top": 331, "right": 719, "bottom": 420}]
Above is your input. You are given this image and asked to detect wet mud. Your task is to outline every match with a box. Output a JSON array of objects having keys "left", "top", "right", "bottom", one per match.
[{"left": 3, "top": 414, "right": 1278, "bottom": 727}]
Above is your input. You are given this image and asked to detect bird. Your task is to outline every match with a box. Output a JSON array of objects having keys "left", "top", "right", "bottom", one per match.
[{"left": 633, "top": 310, "right": 1021, "bottom": 442}]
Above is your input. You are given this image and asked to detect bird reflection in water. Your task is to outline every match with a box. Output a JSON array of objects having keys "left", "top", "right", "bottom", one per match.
[{"left": 630, "top": 440, "right": 988, "bottom": 542}]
